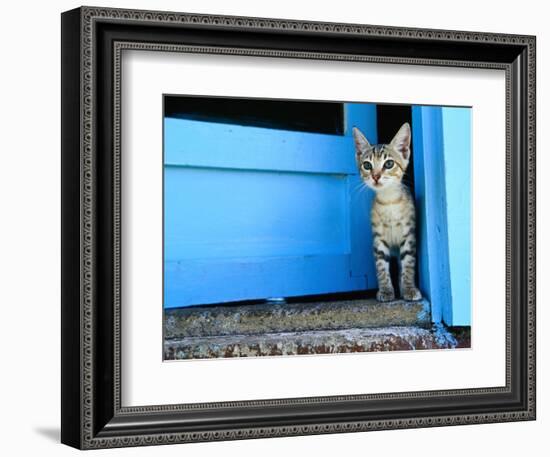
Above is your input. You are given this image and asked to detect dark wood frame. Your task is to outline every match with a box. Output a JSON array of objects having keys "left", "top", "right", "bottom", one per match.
[{"left": 61, "top": 6, "right": 536, "bottom": 449}]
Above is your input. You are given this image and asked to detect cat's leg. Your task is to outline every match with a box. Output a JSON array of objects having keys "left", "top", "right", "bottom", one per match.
[
  {"left": 399, "top": 229, "right": 422, "bottom": 301},
  {"left": 373, "top": 235, "right": 395, "bottom": 302}
]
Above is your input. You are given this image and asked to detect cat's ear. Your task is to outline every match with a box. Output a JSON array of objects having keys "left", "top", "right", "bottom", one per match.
[
  {"left": 390, "top": 122, "right": 411, "bottom": 161},
  {"left": 352, "top": 127, "right": 372, "bottom": 156}
]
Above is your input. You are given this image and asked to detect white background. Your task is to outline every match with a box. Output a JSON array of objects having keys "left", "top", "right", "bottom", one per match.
[
  {"left": 123, "top": 52, "right": 505, "bottom": 406},
  {"left": 0, "top": 0, "right": 545, "bottom": 455}
]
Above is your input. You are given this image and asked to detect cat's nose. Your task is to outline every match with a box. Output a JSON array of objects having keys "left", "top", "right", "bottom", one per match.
[{"left": 373, "top": 173, "right": 381, "bottom": 183}]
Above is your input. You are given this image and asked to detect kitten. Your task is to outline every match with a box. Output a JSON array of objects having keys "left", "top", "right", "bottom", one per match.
[{"left": 353, "top": 123, "right": 422, "bottom": 302}]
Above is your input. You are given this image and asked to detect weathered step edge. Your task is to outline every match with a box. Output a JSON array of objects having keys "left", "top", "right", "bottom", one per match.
[
  {"left": 164, "top": 324, "right": 463, "bottom": 360},
  {"left": 164, "top": 298, "right": 431, "bottom": 338}
]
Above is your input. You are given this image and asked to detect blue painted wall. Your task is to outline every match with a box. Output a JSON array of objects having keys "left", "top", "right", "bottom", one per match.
[
  {"left": 412, "top": 106, "right": 471, "bottom": 326},
  {"left": 441, "top": 107, "right": 472, "bottom": 326},
  {"left": 412, "top": 106, "right": 451, "bottom": 324}
]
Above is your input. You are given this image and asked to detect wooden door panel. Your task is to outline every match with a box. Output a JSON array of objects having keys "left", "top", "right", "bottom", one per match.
[{"left": 164, "top": 109, "right": 376, "bottom": 309}]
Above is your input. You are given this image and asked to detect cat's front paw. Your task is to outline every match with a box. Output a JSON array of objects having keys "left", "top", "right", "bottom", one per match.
[
  {"left": 377, "top": 287, "right": 395, "bottom": 302},
  {"left": 402, "top": 287, "right": 422, "bottom": 301}
]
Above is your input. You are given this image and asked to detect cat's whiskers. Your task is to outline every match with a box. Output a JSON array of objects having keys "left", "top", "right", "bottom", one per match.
[{"left": 351, "top": 182, "right": 371, "bottom": 198}]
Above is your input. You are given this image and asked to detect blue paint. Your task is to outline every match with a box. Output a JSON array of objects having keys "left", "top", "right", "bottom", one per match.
[
  {"left": 164, "top": 166, "right": 349, "bottom": 261},
  {"left": 165, "top": 254, "right": 367, "bottom": 308},
  {"left": 164, "top": 111, "right": 377, "bottom": 308},
  {"left": 165, "top": 118, "right": 355, "bottom": 174},
  {"left": 411, "top": 107, "right": 432, "bottom": 318},
  {"left": 441, "top": 107, "right": 472, "bottom": 326},
  {"left": 412, "top": 106, "right": 452, "bottom": 324},
  {"left": 412, "top": 106, "right": 471, "bottom": 326}
]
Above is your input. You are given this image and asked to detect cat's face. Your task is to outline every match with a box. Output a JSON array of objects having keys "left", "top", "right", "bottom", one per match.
[{"left": 353, "top": 123, "right": 411, "bottom": 192}]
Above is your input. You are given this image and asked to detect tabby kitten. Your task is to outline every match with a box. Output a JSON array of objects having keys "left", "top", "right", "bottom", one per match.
[{"left": 353, "top": 123, "right": 422, "bottom": 302}]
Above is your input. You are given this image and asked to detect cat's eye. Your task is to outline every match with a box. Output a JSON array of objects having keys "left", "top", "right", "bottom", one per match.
[
  {"left": 383, "top": 160, "right": 395, "bottom": 169},
  {"left": 362, "top": 161, "right": 372, "bottom": 170}
]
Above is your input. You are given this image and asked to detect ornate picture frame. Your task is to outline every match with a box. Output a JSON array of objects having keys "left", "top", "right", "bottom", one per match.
[{"left": 61, "top": 6, "right": 536, "bottom": 449}]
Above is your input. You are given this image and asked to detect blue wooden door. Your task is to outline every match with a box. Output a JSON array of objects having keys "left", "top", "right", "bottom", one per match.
[{"left": 164, "top": 105, "right": 377, "bottom": 308}]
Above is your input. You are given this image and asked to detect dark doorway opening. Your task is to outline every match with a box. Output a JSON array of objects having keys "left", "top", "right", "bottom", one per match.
[{"left": 164, "top": 95, "right": 344, "bottom": 135}]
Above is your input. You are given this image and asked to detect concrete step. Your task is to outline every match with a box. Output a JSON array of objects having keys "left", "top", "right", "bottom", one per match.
[
  {"left": 164, "top": 324, "right": 464, "bottom": 360},
  {"left": 164, "top": 298, "right": 431, "bottom": 338}
]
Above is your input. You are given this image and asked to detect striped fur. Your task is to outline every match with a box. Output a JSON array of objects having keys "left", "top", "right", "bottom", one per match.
[{"left": 353, "top": 123, "right": 422, "bottom": 302}]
